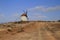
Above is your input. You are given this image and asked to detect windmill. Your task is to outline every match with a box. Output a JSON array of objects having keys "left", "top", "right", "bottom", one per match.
[{"left": 20, "top": 10, "right": 28, "bottom": 21}]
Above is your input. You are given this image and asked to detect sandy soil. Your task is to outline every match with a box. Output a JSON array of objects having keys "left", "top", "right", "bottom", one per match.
[{"left": 0, "top": 21, "right": 60, "bottom": 40}]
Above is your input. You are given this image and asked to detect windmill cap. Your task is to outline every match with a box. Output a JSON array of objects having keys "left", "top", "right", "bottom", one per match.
[{"left": 21, "top": 13, "right": 27, "bottom": 17}]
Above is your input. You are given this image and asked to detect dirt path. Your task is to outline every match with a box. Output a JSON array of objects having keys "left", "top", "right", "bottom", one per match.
[{"left": 0, "top": 22, "right": 57, "bottom": 40}]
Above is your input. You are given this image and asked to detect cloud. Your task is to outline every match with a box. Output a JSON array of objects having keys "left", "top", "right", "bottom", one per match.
[
  {"left": 0, "top": 14, "right": 5, "bottom": 18},
  {"left": 33, "top": 14, "right": 47, "bottom": 18},
  {"left": 11, "top": 13, "right": 20, "bottom": 18},
  {"left": 28, "top": 6, "right": 60, "bottom": 12},
  {"left": 13, "top": 13, "right": 19, "bottom": 17},
  {"left": 46, "top": 6, "right": 60, "bottom": 12},
  {"left": 35, "top": 15, "right": 47, "bottom": 18},
  {"left": 11, "top": 13, "right": 20, "bottom": 21}
]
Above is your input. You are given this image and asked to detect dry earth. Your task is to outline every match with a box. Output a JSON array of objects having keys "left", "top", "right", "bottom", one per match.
[{"left": 0, "top": 21, "right": 60, "bottom": 40}]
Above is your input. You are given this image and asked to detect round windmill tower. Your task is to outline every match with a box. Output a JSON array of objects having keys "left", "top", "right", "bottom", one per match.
[{"left": 20, "top": 10, "right": 28, "bottom": 21}]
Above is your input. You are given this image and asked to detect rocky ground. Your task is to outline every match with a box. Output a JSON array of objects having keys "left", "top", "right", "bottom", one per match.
[{"left": 0, "top": 21, "right": 60, "bottom": 40}]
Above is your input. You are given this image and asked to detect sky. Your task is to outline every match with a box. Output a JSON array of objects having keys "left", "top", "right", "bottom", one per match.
[{"left": 0, "top": 0, "right": 60, "bottom": 23}]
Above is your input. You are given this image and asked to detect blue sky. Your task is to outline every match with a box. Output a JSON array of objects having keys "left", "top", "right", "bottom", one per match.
[{"left": 0, "top": 0, "right": 60, "bottom": 23}]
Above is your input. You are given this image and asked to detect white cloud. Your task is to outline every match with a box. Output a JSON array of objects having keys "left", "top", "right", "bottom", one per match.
[
  {"left": 0, "top": 14, "right": 4, "bottom": 18},
  {"left": 46, "top": 6, "right": 60, "bottom": 12},
  {"left": 36, "top": 15, "right": 47, "bottom": 18},
  {"left": 33, "top": 14, "right": 47, "bottom": 18},
  {"left": 11, "top": 13, "right": 20, "bottom": 20},
  {"left": 28, "top": 6, "right": 60, "bottom": 12},
  {"left": 12, "top": 13, "right": 20, "bottom": 17}
]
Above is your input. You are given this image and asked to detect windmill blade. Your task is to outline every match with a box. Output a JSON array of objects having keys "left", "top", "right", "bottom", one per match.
[
  {"left": 26, "top": 9, "right": 28, "bottom": 15},
  {"left": 23, "top": 10, "right": 25, "bottom": 13},
  {"left": 22, "top": 9, "right": 28, "bottom": 13}
]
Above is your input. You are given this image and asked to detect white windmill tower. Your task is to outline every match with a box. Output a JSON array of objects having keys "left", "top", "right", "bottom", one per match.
[{"left": 20, "top": 10, "right": 28, "bottom": 21}]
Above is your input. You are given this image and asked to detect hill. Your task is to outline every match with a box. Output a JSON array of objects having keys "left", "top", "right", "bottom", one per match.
[{"left": 0, "top": 21, "right": 60, "bottom": 40}]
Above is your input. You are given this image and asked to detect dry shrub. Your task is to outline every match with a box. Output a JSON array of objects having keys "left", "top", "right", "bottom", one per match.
[
  {"left": 45, "top": 23, "right": 60, "bottom": 33},
  {"left": 7, "top": 29, "right": 12, "bottom": 32}
]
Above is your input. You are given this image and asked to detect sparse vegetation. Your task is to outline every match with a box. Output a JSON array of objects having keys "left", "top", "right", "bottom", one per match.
[
  {"left": 58, "top": 20, "right": 60, "bottom": 22},
  {"left": 7, "top": 28, "right": 12, "bottom": 32},
  {"left": 0, "top": 21, "right": 60, "bottom": 40}
]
